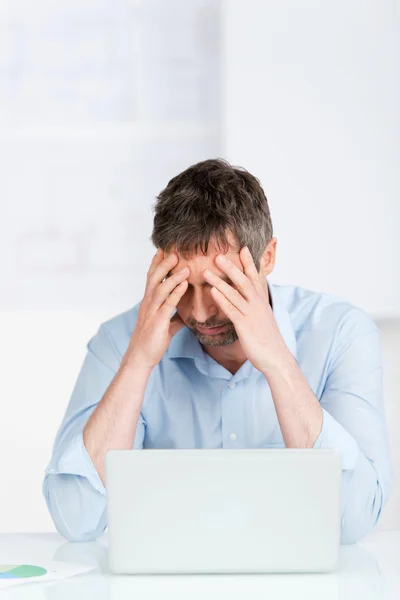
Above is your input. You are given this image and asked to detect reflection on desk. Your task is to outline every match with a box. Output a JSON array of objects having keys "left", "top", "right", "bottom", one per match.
[{"left": 1, "top": 530, "right": 399, "bottom": 600}]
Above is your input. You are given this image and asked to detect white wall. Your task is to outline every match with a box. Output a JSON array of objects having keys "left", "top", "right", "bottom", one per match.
[
  {"left": 1, "top": 0, "right": 221, "bottom": 312},
  {"left": 222, "top": 0, "right": 400, "bottom": 318}
]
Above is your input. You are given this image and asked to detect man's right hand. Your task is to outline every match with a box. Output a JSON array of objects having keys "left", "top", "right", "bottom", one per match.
[{"left": 123, "top": 248, "right": 189, "bottom": 371}]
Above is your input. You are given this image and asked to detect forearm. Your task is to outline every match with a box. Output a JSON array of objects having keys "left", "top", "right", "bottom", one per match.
[
  {"left": 263, "top": 346, "right": 390, "bottom": 543},
  {"left": 262, "top": 347, "right": 323, "bottom": 448},
  {"left": 339, "top": 451, "right": 387, "bottom": 544},
  {"left": 83, "top": 354, "right": 152, "bottom": 486},
  {"left": 43, "top": 471, "right": 107, "bottom": 542}
]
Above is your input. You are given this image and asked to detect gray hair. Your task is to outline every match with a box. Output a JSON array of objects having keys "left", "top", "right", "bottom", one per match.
[{"left": 151, "top": 158, "right": 273, "bottom": 271}]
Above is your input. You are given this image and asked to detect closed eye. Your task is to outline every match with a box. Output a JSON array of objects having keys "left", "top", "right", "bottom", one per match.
[{"left": 166, "top": 273, "right": 233, "bottom": 287}]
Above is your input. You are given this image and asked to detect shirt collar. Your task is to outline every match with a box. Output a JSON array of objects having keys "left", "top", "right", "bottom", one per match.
[{"left": 167, "top": 279, "right": 297, "bottom": 367}]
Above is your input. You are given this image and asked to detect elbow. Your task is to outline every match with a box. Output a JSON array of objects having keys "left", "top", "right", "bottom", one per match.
[
  {"left": 340, "top": 519, "right": 375, "bottom": 545},
  {"left": 55, "top": 515, "right": 106, "bottom": 543},
  {"left": 340, "top": 480, "right": 387, "bottom": 545},
  {"left": 59, "top": 527, "right": 105, "bottom": 544},
  {"left": 43, "top": 472, "right": 107, "bottom": 543}
]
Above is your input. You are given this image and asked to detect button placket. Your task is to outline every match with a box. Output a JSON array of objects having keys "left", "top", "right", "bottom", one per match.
[{"left": 221, "top": 380, "right": 242, "bottom": 447}]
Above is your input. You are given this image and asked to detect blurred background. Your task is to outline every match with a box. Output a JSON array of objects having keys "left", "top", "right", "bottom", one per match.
[{"left": 0, "top": 0, "right": 399, "bottom": 533}]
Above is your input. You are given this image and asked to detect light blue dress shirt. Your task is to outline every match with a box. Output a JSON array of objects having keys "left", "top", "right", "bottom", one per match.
[{"left": 43, "top": 280, "right": 393, "bottom": 544}]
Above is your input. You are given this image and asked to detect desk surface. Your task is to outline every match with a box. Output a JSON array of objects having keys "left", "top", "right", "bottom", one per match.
[{"left": 0, "top": 530, "right": 399, "bottom": 599}]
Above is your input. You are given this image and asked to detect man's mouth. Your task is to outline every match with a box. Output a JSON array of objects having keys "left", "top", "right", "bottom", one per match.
[{"left": 197, "top": 324, "right": 228, "bottom": 335}]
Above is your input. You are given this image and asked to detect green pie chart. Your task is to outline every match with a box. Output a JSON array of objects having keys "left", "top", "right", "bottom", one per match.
[{"left": 0, "top": 565, "right": 47, "bottom": 579}]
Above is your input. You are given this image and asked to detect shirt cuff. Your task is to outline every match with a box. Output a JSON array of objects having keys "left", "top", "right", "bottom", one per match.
[
  {"left": 45, "top": 429, "right": 106, "bottom": 496},
  {"left": 313, "top": 408, "right": 360, "bottom": 471}
]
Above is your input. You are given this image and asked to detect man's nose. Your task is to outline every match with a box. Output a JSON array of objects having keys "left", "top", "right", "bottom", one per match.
[{"left": 192, "top": 292, "right": 217, "bottom": 325}]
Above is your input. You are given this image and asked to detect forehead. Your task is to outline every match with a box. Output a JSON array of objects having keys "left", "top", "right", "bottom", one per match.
[
  {"left": 168, "top": 231, "right": 239, "bottom": 260},
  {"left": 166, "top": 237, "right": 241, "bottom": 280}
]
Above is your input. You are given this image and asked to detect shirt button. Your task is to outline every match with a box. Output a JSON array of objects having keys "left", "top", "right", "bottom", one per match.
[
  {"left": 229, "top": 432, "right": 237, "bottom": 441},
  {"left": 228, "top": 382, "right": 236, "bottom": 389}
]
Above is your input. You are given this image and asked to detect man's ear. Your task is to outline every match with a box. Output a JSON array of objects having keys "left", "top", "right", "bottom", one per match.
[{"left": 261, "top": 237, "right": 277, "bottom": 276}]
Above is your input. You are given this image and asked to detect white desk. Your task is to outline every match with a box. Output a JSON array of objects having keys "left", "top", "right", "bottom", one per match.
[{"left": 1, "top": 530, "right": 399, "bottom": 599}]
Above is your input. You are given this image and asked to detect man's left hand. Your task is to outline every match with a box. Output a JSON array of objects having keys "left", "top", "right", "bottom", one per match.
[{"left": 203, "top": 246, "right": 288, "bottom": 373}]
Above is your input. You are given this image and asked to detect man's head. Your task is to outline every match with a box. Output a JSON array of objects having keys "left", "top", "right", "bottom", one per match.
[{"left": 151, "top": 159, "right": 276, "bottom": 348}]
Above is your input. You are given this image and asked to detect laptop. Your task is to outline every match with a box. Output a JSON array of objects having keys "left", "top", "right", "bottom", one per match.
[{"left": 105, "top": 448, "right": 341, "bottom": 574}]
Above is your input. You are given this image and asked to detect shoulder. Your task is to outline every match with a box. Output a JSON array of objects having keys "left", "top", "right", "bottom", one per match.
[
  {"left": 273, "top": 282, "right": 378, "bottom": 341},
  {"left": 87, "top": 301, "right": 143, "bottom": 368}
]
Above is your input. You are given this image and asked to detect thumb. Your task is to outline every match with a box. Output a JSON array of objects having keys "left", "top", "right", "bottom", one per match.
[{"left": 169, "top": 312, "right": 186, "bottom": 337}]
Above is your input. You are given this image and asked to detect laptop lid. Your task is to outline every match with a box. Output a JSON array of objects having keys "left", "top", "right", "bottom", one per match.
[{"left": 105, "top": 448, "right": 341, "bottom": 574}]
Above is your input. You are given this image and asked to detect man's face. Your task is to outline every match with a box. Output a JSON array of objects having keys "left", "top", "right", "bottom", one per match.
[{"left": 165, "top": 237, "right": 246, "bottom": 347}]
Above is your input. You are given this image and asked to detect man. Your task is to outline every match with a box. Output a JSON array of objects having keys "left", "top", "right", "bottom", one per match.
[{"left": 43, "top": 158, "right": 392, "bottom": 543}]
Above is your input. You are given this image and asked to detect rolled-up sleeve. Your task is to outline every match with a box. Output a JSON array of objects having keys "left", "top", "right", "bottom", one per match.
[
  {"left": 42, "top": 324, "right": 146, "bottom": 542},
  {"left": 313, "top": 311, "right": 393, "bottom": 544}
]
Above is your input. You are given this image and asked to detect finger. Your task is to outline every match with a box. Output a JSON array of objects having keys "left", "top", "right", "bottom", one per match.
[
  {"left": 146, "top": 251, "right": 179, "bottom": 295},
  {"left": 204, "top": 269, "right": 248, "bottom": 315},
  {"left": 240, "top": 246, "right": 266, "bottom": 295},
  {"left": 148, "top": 247, "right": 164, "bottom": 273},
  {"left": 145, "top": 248, "right": 166, "bottom": 289},
  {"left": 159, "top": 280, "right": 188, "bottom": 319},
  {"left": 148, "top": 267, "right": 189, "bottom": 316},
  {"left": 214, "top": 253, "right": 255, "bottom": 300},
  {"left": 210, "top": 286, "right": 242, "bottom": 322}
]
